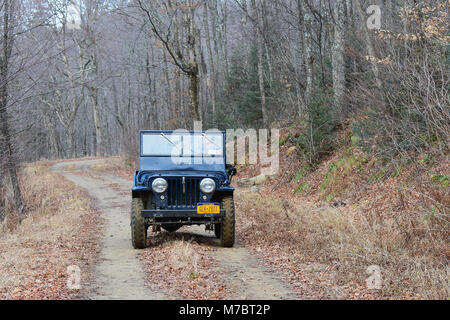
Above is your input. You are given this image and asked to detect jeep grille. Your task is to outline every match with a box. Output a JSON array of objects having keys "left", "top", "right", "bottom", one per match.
[{"left": 167, "top": 177, "right": 202, "bottom": 208}]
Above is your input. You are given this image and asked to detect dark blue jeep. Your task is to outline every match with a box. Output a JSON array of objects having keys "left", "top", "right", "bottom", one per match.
[{"left": 131, "top": 130, "right": 237, "bottom": 249}]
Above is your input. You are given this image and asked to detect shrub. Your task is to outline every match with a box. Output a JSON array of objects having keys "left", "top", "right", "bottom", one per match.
[
  {"left": 296, "top": 90, "right": 337, "bottom": 167},
  {"left": 351, "top": 1, "right": 449, "bottom": 162}
]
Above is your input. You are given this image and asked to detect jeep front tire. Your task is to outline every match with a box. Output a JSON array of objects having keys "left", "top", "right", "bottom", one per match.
[
  {"left": 220, "top": 196, "right": 235, "bottom": 247},
  {"left": 131, "top": 197, "right": 147, "bottom": 249}
]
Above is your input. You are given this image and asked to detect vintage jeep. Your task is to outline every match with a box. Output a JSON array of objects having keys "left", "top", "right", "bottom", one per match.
[{"left": 131, "top": 130, "right": 237, "bottom": 249}]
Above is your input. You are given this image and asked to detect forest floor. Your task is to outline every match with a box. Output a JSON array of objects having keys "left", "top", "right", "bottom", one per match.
[
  {"left": 49, "top": 157, "right": 381, "bottom": 299},
  {"left": 0, "top": 160, "right": 102, "bottom": 299},
  {"left": 53, "top": 158, "right": 298, "bottom": 299},
  {"left": 1, "top": 150, "right": 447, "bottom": 299},
  {"left": 85, "top": 139, "right": 448, "bottom": 300},
  {"left": 51, "top": 159, "right": 166, "bottom": 299}
]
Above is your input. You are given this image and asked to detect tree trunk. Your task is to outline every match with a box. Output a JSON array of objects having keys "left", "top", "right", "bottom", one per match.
[
  {"left": 89, "top": 87, "right": 104, "bottom": 156},
  {"left": 189, "top": 72, "right": 200, "bottom": 122},
  {"left": 0, "top": 95, "right": 22, "bottom": 213},
  {"left": 251, "top": 0, "right": 268, "bottom": 125},
  {"left": 300, "top": 0, "right": 313, "bottom": 105},
  {"left": 221, "top": 0, "right": 229, "bottom": 79},
  {"left": 332, "top": 0, "right": 346, "bottom": 114},
  {"left": 0, "top": 0, "right": 22, "bottom": 214},
  {"left": 319, "top": 0, "right": 327, "bottom": 85},
  {"left": 187, "top": 1, "right": 200, "bottom": 122},
  {"left": 68, "top": 125, "right": 76, "bottom": 157},
  {"left": 203, "top": 0, "right": 217, "bottom": 125},
  {"left": 296, "top": 0, "right": 306, "bottom": 116},
  {"left": 162, "top": 50, "right": 173, "bottom": 123},
  {"left": 355, "top": 0, "right": 383, "bottom": 92}
]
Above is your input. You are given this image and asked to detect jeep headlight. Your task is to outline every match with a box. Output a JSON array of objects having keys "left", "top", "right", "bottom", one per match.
[
  {"left": 152, "top": 178, "right": 168, "bottom": 193},
  {"left": 200, "top": 178, "right": 216, "bottom": 194}
]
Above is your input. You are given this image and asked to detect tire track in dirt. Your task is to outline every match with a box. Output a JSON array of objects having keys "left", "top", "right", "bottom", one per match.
[
  {"left": 53, "top": 158, "right": 298, "bottom": 300},
  {"left": 185, "top": 226, "right": 298, "bottom": 299},
  {"left": 52, "top": 159, "right": 166, "bottom": 300}
]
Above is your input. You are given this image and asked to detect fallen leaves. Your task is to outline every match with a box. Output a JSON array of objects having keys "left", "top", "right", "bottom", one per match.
[
  {"left": 140, "top": 235, "right": 227, "bottom": 300},
  {"left": 0, "top": 164, "right": 103, "bottom": 300}
]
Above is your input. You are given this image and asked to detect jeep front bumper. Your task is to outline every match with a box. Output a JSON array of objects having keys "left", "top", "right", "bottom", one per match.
[{"left": 141, "top": 209, "right": 225, "bottom": 218}]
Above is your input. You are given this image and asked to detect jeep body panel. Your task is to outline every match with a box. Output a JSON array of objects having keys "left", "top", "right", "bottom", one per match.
[{"left": 132, "top": 130, "right": 234, "bottom": 227}]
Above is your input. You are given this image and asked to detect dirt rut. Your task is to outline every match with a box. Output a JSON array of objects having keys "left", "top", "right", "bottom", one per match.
[
  {"left": 53, "top": 159, "right": 165, "bottom": 299},
  {"left": 186, "top": 226, "right": 297, "bottom": 299},
  {"left": 53, "top": 158, "right": 297, "bottom": 300}
]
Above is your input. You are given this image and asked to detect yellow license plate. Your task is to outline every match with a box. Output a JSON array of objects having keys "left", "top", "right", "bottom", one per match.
[{"left": 197, "top": 203, "right": 220, "bottom": 214}]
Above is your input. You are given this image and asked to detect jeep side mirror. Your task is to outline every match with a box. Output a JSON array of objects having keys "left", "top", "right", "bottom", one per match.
[{"left": 226, "top": 164, "right": 237, "bottom": 177}]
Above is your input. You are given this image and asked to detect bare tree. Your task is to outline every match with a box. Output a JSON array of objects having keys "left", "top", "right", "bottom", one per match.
[
  {"left": 299, "top": 0, "right": 313, "bottom": 105},
  {"left": 202, "top": 0, "right": 216, "bottom": 125},
  {"left": 250, "top": 0, "right": 267, "bottom": 125},
  {"left": 0, "top": 0, "right": 446, "bottom": 180},
  {"left": 137, "top": 0, "right": 201, "bottom": 123},
  {"left": 81, "top": 0, "right": 105, "bottom": 156},
  {"left": 0, "top": 0, "right": 22, "bottom": 214},
  {"left": 332, "top": 0, "right": 346, "bottom": 113}
]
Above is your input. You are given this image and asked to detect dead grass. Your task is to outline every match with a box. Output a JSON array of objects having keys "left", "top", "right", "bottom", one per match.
[
  {"left": 235, "top": 172, "right": 449, "bottom": 299},
  {"left": 0, "top": 163, "right": 103, "bottom": 299},
  {"left": 234, "top": 126, "right": 448, "bottom": 299},
  {"left": 89, "top": 156, "right": 135, "bottom": 180},
  {"left": 62, "top": 135, "right": 448, "bottom": 299}
]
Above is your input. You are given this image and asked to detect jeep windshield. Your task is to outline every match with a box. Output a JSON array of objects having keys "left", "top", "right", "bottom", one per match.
[{"left": 141, "top": 132, "right": 224, "bottom": 157}]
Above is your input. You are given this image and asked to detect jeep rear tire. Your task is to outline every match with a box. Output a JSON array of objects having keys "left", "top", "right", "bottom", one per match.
[
  {"left": 220, "top": 196, "right": 235, "bottom": 247},
  {"left": 162, "top": 224, "right": 182, "bottom": 233},
  {"left": 131, "top": 197, "right": 147, "bottom": 249}
]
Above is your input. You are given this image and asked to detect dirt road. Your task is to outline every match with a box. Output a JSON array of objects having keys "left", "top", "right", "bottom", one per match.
[{"left": 53, "top": 158, "right": 297, "bottom": 300}]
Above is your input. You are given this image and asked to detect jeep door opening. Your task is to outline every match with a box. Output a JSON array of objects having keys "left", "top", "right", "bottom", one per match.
[{"left": 131, "top": 130, "right": 237, "bottom": 249}]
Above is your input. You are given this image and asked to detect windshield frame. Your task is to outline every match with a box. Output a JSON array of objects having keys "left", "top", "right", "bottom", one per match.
[{"left": 139, "top": 130, "right": 226, "bottom": 159}]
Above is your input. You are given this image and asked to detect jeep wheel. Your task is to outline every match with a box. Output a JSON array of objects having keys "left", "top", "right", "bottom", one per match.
[
  {"left": 220, "top": 196, "right": 235, "bottom": 247},
  {"left": 162, "top": 224, "right": 182, "bottom": 233},
  {"left": 131, "top": 197, "right": 147, "bottom": 249},
  {"left": 214, "top": 223, "right": 221, "bottom": 238}
]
